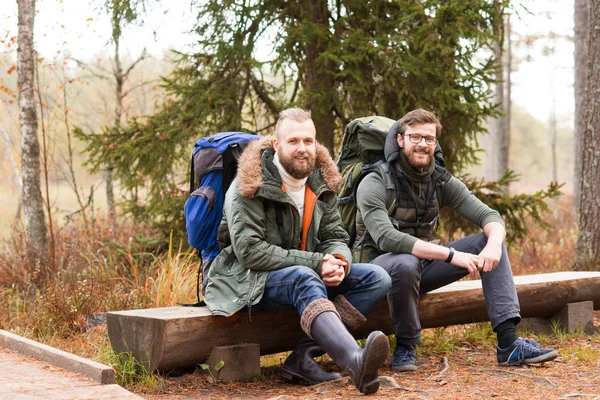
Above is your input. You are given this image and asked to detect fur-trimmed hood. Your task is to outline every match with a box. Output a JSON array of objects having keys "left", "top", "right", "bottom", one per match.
[{"left": 237, "top": 135, "right": 342, "bottom": 198}]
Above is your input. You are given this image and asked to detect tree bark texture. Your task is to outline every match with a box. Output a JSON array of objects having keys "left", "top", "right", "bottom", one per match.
[
  {"left": 18, "top": 0, "right": 47, "bottom": 258},
  {"left": 105, "top": 8, "right": 124, "bottom": 221},
  {"left": 487, "top": 16, "right": 510, "bottom": 182},
  {"left": 550, "top": 96, "right": 558, "bottom": 182},
  {"left": 302, "top": 0, "right": 336, "bottom": 152},
  {"left": 107, "top": 272, "right": 600, "bottom": 372},
  {"left": 577, "top": 0, "right": 600, "bottom": 268},
  {"left": 574, "top": 0, "right": 590, "bottom": 209}
]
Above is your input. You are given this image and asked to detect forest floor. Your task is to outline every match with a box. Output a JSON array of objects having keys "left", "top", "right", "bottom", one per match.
[{"left": 136, "top": 312, "right": 600, "bottom": 400}]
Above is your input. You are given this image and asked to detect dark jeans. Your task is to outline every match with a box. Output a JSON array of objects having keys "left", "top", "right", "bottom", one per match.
[
  {"left": 372, "top": 232, "right": 521, "bottom": 346},
  {"left": 257, "top": 263, "right": 391, "bottom": 318}
]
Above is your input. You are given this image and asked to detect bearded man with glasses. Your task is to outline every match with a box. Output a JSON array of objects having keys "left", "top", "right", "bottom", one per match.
[{"left": 353, "top": 109, "right": 558, "bottom": 372}]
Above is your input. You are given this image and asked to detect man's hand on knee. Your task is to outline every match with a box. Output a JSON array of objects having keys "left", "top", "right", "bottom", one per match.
[
  {"left": 477, "top": 243, "right": 502, "bottom": 272},
  {"left": 451, "top": 251, "right": 480, "bottom": 276}
]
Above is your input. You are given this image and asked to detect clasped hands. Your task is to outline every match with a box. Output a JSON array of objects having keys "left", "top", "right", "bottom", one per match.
[{"left": 320, "top": 254, "right": 346, "bottom": 287}]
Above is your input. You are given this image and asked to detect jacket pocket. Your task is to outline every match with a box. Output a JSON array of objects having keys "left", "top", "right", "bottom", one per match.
[{"left": 212, "top": 248, "right": 237, "bottom": 277}]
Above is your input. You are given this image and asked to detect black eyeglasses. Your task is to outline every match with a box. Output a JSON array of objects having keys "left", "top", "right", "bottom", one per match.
[{"left": 406, "top": 134, "right": 437, "bottom": 145}]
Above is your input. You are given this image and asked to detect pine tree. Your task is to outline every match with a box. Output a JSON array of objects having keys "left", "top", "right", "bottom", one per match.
[{"left": 76, "top": 0, "right": 509, "bottom": 236}]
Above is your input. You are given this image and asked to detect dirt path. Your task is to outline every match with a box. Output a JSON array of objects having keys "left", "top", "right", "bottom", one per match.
[
  {"left": 142, "top": 334, "right": 600, "bottom": 400},
  {"left": 0, "top": 347, "right": 140, "bottom": 399}
]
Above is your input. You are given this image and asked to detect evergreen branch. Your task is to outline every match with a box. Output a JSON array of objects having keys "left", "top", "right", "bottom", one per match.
[
  {"left": 441, "top": 170, "right": 564, "bottom": 245},
  {"left": 250, "top": 73, "right": 279, "bottom": 117}
]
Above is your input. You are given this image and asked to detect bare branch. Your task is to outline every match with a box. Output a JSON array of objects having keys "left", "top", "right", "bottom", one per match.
[
  {"left": 69, "top": 56, "right": 112, "bottom": 80},
  {"left": 436, "top": 356, "right": 449, "bottom": 381},
  {"left": 121, "top": 79, "right": 159, "bottom": 99},
  {"left": 494, "top": 368, "right": 557, "bottom": 388},
  {"left": 250, "top": 73, "right": 279, "bottom": 117},
  {"left": 256, "top": 121, "right": 276, "bottom": 134},
  {"left": 238, "top": 66, "right": 251, "bottom": 112},
  {"left": 0, "top": 121, "right": 23, "bottom": 190},
  {"left": 289, "top": 76, "right": 301, "bottom": 104},
  {"left": 333, "top": 106, "right": 348, "bottom": 128},
  {"left": 59, "top": 63, "right": 89, "bottom": 230},
  {"left": 80, "top": 72, "right": 112, "bottom": 81},
  {"left": 123, "top": 48, "right": 149, "bottom": 79}
]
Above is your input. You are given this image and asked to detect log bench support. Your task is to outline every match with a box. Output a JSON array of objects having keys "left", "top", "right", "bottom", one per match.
[
  {"left": 519, "top": 300, "right": 595, "bottom": 335},
  {"left": 106, "top": 272, "right": 600, "bottom": 374},
  {"left": 206, "top": 343, "right": 261, "bottom": 382}
]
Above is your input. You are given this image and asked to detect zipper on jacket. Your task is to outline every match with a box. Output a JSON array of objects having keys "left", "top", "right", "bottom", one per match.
[
  {"left": 246, "top": 271, "right": 259, "bottom": 322},
  {"left": 288, "top": 203, "right": 295, "bottom": 249}
]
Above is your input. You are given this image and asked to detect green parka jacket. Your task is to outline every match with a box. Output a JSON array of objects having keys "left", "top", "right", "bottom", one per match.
[{"left": 204, "top": 136, "right": 353, "bottom": 317}]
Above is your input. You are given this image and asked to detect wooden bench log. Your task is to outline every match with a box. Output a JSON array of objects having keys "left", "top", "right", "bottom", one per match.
[{"left": 106, "top": 271, "right": 600, "bottom": 372}]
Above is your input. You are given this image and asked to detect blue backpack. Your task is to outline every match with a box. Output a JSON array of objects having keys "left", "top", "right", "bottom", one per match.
[{"left": 184, "top": 132, "right": 259, "bottom": 303}]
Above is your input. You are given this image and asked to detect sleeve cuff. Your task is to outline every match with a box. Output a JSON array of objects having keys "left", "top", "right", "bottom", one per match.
[
  {"left": 483, "top": 215, "right": 506, "bottom": 228},
  {"left": 333, "top": 254, "right": 349, "bottom": 275},
  {"left": 398, "top": 235, "right": 419, "bottom": 255}
]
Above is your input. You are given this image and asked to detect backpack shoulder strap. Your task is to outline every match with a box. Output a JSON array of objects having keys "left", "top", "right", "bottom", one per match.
[
  {"left": 432, "top": 164, "right": 452, "bottom": 208},
  {"left": 352, "top": 159, "right": 391, "bottom": 198},
  {"left": 375, "top": 161, "right": 396, "bottom": 212},
  {"left": 189, "top": 152, "right": 196, "bottom": 194}
]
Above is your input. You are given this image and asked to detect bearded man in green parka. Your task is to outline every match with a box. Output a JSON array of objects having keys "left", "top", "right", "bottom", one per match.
[{"left": 204, "top": 108, "right": 392, "bottom": 395}]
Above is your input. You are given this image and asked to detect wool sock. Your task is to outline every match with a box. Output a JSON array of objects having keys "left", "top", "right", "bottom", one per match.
[{"left": 494, "top": 318, "right": 519, "bottom": 349}]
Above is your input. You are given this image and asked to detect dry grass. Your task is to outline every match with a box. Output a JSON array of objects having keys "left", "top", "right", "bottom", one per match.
[
  {"left": 508, "top": 197, "right": 578, "bottom": 275},
  {"left": 0, "top": 216, "right": 199, "bottom": 341}
]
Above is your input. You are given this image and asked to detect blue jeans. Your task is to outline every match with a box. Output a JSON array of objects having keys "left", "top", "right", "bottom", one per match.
[{"left": 258, "top": 263, "right": 391, "bottom": 318}]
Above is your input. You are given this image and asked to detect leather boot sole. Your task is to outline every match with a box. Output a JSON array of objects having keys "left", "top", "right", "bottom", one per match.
[
  {"left": 280, "top": 365, "right": 342, "bottom": 385},
  {"left": 355, "top": 331, "right": 390, "bottom": 395}
]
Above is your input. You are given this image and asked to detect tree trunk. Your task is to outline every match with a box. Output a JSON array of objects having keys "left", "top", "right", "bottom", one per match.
[
  {"left": 549, "top": 96, "right": 558, "bottom": 182},
  {"left": 17, "top": 0, "right": 47, "bottom": 259},
  {"left": 502, "top": 17, "right": 511, "bottom": 173},
  {"left": 574, "top": 0, "right": 590, "bottom": 210},
  {"left": 486, "top": 37, "right": 501, "bottom": 181},
  {"left": 577, "top": 0, "right": 600, "bottom": 269},
  {"left": 105, "top": 14, "right": 123, "bottom": 222},
  {"left": 302, "top": 0, "right": 336, "bottom": 152},
  {"left": 487, "top": 15, "right": 510, "bottom": 183}
]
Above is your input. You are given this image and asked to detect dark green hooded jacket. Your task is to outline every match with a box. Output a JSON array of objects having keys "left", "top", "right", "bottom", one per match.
[{"left": 204, "top": 136, "right": 353, "bottom": 317}]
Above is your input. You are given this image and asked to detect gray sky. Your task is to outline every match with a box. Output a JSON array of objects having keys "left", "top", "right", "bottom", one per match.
[{"left": 1, "top": 0, "right": 575, "bottom": 127}]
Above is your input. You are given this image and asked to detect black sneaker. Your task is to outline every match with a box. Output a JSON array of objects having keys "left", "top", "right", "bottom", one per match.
[
  {"left": 391, "top": 344, "right": 417, "bottom": 372},
  {"left": 497, "top": 337, "right": 558, "bottom": 366}
]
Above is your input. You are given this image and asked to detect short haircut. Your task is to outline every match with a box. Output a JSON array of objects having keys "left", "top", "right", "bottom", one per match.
[
  {"left": 275, "top": 107, "right": 313, "bottom": 139},
  {"left": 397, "top": 109, "right": 442, "bottom": 137}
]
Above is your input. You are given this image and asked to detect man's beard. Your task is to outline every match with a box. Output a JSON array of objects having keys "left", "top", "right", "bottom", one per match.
[
  {"left": 404, "top": 147, "right": 433, "bottom": 170},
  {"left": 279, "top": 150, "right": 316, "bottom": 179}
]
